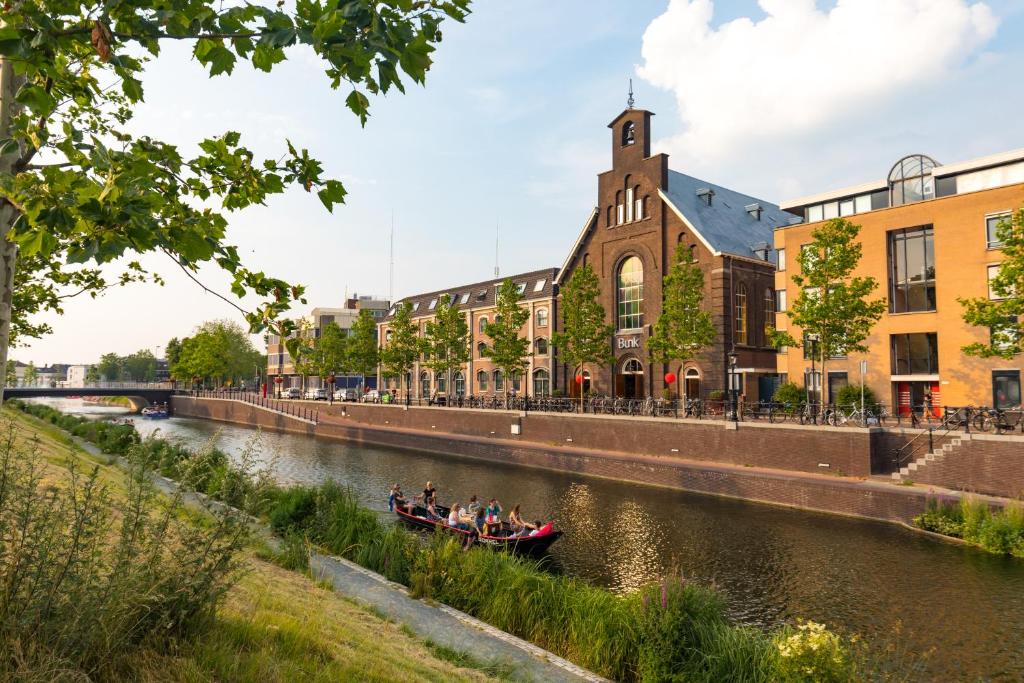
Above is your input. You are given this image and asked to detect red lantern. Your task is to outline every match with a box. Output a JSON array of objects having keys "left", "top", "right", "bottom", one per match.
[
  {"left": 665, "top": 372, "right": 677, "bottom": 385},
  {"left": 274, "top": 376, "right": 284, "bottom": 384},
  {"left": 574, "top": 374, "right": 584, "bottom": 385}
]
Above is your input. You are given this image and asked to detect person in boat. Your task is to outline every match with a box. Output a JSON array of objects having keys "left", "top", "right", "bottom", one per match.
[
  {"left": 474, "top": 507, "right": 486, "bottom": 534},
  {"left": 485, "top": 498, "right": 502, "bottom": 524},
  {"left": 447, "top": 503, "right": 469, "bottom": 530},
  {"left": 466, "top": 495, "right": 481, "bottom": 515},
  {"left": 528, "top": 520, "right": 544, "bottom": 537},
  {"left": 423, "top": 481, "right": 437, "bottom": 505},
  {"left": 425, "top": 496, "right": 441, "bottom": 521},
  {"left": 388, "top": 483, "right": 403, "bottom": 512},
  {"left": 508, "top": 504, "right": 535, "bottom": 532}
]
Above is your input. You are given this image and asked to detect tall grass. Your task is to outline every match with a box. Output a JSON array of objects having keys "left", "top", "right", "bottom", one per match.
[
  {"left": 0, "top": 418, "right": 250, "bottom": 680},
  {"left": 914, "top": 496, "right": 1024, "bottom": 558}
]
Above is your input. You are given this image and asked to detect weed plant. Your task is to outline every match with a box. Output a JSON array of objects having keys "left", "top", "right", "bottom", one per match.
[{"left": 914, "top": 497, "right": 1024, "bottom": 557}]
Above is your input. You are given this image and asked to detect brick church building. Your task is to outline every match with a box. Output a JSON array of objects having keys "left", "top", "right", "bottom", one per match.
[{"left": 555, "top": 107, "right": 794, "bottom": 402}]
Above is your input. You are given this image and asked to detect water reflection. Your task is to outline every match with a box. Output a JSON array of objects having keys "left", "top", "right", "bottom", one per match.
[{"left": 33, "top": 398, "right": 1024, "bottom": 681}]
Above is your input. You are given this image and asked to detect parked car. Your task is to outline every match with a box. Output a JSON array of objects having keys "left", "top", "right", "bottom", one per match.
[
  {"left": 362, "top": 389, "right": 381, "bottom": 403},
  {"left": 305, "top": 388, "right": 328, "bottom": 401},
  {"left": 283, "top": 387, "right": 302, "bottom": 399},
  {"left": 333, "top": 388, "right": 357, "bottom": 402}
]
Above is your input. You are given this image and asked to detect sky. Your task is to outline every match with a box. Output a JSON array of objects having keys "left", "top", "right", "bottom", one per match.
[{"left": 18, "top": 0, "right": 1024, "bottom": 365}]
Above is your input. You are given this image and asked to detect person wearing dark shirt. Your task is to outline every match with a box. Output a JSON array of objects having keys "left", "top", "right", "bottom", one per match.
[{"left": 422, "top": 480, "right": 437, "bottom": 504}]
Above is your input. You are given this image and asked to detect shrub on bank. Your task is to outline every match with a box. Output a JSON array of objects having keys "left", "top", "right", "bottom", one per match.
[
  {"left": 772, "top": 381, "right": 805, "bottom": 406},
  {"left": 834, "top": 383, "right": 881, "bottom": 412},
  {"left": 914, "top": 497, "right": 1024, "bottom": 558}
]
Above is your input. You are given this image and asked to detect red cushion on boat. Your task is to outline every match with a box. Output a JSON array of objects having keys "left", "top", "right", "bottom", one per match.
[{"left": 537, "top": 522, "right": 553, "bottom": 535}]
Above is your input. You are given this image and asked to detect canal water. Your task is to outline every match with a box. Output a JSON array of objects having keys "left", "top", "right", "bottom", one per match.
[{"left": 39, "top": 399, "right": 1024, "bottom": 681}]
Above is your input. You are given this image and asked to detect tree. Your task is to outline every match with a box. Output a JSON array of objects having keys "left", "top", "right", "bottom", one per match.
[
  {"left": 648, "top": 244, "right": 716, "bottom": 400},
  {"left": 483, "top": 279, "right": 531, "bottom": 399},
  {"left": 122, "top": 349, "right": 157, "bottom": 382},
  {"left": 165, "top": 337, "right": 184, "bottom": 369},
  {"left": 289, "top": 318, "right": 317, "bottom": 394},
  {"left": 85, "top": 365, "right": 99, "bottom": 383},
  {"left": 96, "top": 352, "right": 122, "bottom": 381},
  {"left": 0, "top": 1, "right": 470, "bottom": 403},
  {"left": 346, "top": 308, "right": 380, "bottom": 385},
  {"left": 769, "top": 218, "right": 886, "bottom": 405},
  {"left": 380, "top": 302, "right": 421, "bottom": 401},
  {"left": 423, "top": 294, "right": 469, "bottom": 399},
  {"left": 960, "top": 208, "right": 1024, "bottom": 358},
  {"left": 310, "top": 321, "right": 348, "bottom": 386},
  {"left": 5, "top": 359, "right": 16, "bottom": 386},
  {"left": 552, "top": 264, "right": 614, "bottom": 410},
  {"left": 171, "top": 320, "right": 261, "bottom": 387},
  {"left": 22, "top": 361, "right": 36, "bottom": 386}
]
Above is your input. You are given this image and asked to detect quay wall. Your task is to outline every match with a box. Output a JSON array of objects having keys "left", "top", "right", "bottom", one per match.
[{"left": 171, "top": 396, "right": 987, "bottom": 524}]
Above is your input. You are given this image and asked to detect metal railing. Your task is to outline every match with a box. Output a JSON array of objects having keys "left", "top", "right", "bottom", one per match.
[{"left": 185, "top": 389, "right": 319, "bottom": 424}]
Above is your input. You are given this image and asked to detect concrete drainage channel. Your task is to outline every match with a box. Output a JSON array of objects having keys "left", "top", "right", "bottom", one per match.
[{"left": 67, "top": 432, "right": 607, "bottom": 683}]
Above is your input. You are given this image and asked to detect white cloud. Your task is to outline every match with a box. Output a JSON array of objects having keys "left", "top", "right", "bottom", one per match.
[{"left": 638, "top": 0, "right": 999, "bottom": 165}]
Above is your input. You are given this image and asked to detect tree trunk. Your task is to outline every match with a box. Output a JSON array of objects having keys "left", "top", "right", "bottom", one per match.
[{"left": 0, "top": 55, "right": 25, "bottom": 404}]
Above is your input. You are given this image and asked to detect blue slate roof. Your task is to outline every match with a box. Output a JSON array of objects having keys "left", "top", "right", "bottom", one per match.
[{"left": 663, "top": 170, "right": 798, "bottom": 259}]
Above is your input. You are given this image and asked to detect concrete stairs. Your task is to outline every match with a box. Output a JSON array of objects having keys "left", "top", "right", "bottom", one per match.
[{"left": 891, "top": 435, "right": 965, "bottom": 482}]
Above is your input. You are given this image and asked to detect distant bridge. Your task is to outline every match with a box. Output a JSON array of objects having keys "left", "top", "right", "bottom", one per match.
[{"left": 5, "top": 383, "right": 175, "bottom": 411}]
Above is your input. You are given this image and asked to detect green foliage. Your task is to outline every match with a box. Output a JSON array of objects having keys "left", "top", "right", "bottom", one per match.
[
  {"left": 770, "top": 218, "right": 886, "bottom": 403},
  {"left": 121, "top": 348, "right": 158, "bottom": 382},
  {"left": 552, "top": 263, "right": 614, "bottom": 393},
  {"left": 380, "top": 302, "right": 421, "bottom": 396},
  {"left": 0, "top": 419, "right": 247, "bottom": 680},
  {"left": 772, "top": 381, "right": 805, "bottom": 406},
  {"left": 171, "top": 319, "right": 262, "bottom": 386},
  {"left": 914, "top": 497, "right": 1024, "bottom": 558},
  {"left": 22, "top": 360, "right": 36, "bottom": 385},
  {"left": 773, "top": 620, "right": 853, "bottom": 683},
  {"left": 960, "top": 208, "right": 1024, "bottom": 358},
  {"left": 483, "top": 279, "right": 531, "bottom": 394},
  {"left": 346, "top": 308, "right": 380, "bottom": 378},
  {"left": 165, "top": 336, "right": 184, "bottom": 369},
  {"left": 649, "top": 244, "right": 716, "bottom": 371},
  {"left": 0, "top": 0, "right": 470, "bottom": 363},
  {"left": 309, "top": 320, "right": 349, "bottom": 379},
  {"left": 834, "top": 383, "right": 880, "bottom": 411},
  {"left": 423, "top": 294, "right": 470, "bottom": 392},
  {"left": 97, "top": 352, "right": 122, "bottom": 381}
]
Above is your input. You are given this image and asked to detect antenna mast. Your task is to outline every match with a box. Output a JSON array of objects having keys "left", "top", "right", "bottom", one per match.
[
  {"left": 627, "top": 78, "right": 635, "bottom": 109},
  {"left": 494, "top": 219, "right": 499, "bottom": 279},
  {"left": 389, "top": 212, "right": 394, "bottom": 303}
]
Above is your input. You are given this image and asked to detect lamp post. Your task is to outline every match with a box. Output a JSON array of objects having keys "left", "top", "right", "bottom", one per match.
[
  {"left": 327, "top": 373, "right": 335, "bottom": 405},
  {"left": 274, "top": 375, "right": 283, "bottom": 398},
  {"left": 727, "top": 353, "right": 739, "bottom": 423},
  {"left": 806, "top": 333, "right": 820, "bottom": 412}
]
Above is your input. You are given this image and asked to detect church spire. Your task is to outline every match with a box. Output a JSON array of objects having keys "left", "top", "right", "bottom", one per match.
[{"left": 627, "top": 78, "right": 635, "bottom": 109}]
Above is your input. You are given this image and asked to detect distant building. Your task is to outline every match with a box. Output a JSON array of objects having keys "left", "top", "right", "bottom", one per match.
[
  {"left": 266, "top": 294, "right": 390, "bottom": 390},
  {"left": 66, "top": 365, "right": 89, "bottom": 387}
]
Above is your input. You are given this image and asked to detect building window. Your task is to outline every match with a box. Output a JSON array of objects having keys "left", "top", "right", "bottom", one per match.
[
  {"left": 516, "top": 282, "right": 526, "bottom": 295},
  {"left": 460, "top": 292, "right": 470, "bottom": 305},
  {"left": 533, "top": 369, "right": 550, "bottom": 397},
  {"left": 988, "top": 264, "right": 1004, "bottom": 300},
  {"left": 763, "top": 288, "right": 775, "bottom": 341},
  {"left": 641, "top": 195, "right": 648, "bottom": 219},
  {"left": 411, "top": 302, "right": 419, "bottom": 312},
  {"left": 616, "top": 191, "right": 624, "bottom": 225},
  {"left": 477, "top": 342, "right": 487, "bottom": 357},
  {"left": 478, "top": 316, "right": 488, "bottom": 334},
  {"left": 453, "top": 371, "right": 465, "bottom": 396},
  {"left": 511, "top": 373, "right": 521, "bottom": 393},
  {"left": 889, "top": 226, "right": 936, "bottom": 313},
  {"left": 477, "top": 369, "right": 488, "bottom": 391},
  {"left": 428, "top": 298, "right": 437, "bottom": 310},
  {"left": 494, "top": 369, "right": 504, "bottom": 392},
  {"left": 385, "top": 330, "right": 393, "bottom": 343},
  {"left": 993, "top": 370, "right": 1021, "bottom": 410},
  {"left": 622, "top": 121, "right": 635, "bottom": 145},
  {"left": 987, "top": 213, "right": 1010, "bottom": 249},
  {"left": 533, "top": 279, "right": 546, "bottom": 293},
  {"left": 616, "top": 256, "right": 644, "bottom": 330},
  {"left": 536, "top": 308, "right": 548, "bottom": 327},
  {"left": 805, "top": 369, "right": 822, "bottom": 404},
  {"left": 891, "top": 333, "right": 939, "bottom": 375},
  {"left": 607, "top": 206, "right": 613, "bottom": 227},
  {"left": 420, "top": 371, "right": 430, "bottom": 397},
  {"left": 777, "top": 247, "right": 786, "bottom": 271},
  {"left": 437, "top": 373, "right": 447, "bottom": 393},
  {"left": 777, "top": 289, "right": 787, "bottom": 312},
  {"left": 535, "top": 337, "right": 548, "bottom": 356},
  {"left": 688, "top": 244, "right": 697, "bottom": 262},
  {"left": 625, "top": 185, "right": 634, "bottom": 222},
  {"left": 888, "top": 154, "right": 937, "bottom": 207},
  {"left": 734, "top": 283, "right": 748, "bottom": 345},
  {"left": 807, "top": 204, "right": 824, "bottom": 222},
  {"left": 990, "top": 317, "right": 1020, "bottom": 354}
]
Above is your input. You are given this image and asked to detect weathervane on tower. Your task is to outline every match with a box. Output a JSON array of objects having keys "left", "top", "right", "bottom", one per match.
[{"left": 627, "top": 78, "right": 635, "bottom": 109}]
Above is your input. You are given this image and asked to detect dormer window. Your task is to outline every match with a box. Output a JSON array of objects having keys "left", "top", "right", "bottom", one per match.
[
  {"left": 752, "top": 243, "right": 770, "bottom": 261},
  {"left": 889, "top": 154, "right": 938, "bottom": 207},
  {"left": 622, "top": 121, "right": 635, "bottom": 146},
  {"left": 696, "top": 187, "right": 714, "bottom": 206},
  {"left": 476, "top": 289, "right": 487, "bottom": 301},
  {"left": 428, "top": 298, "right": 437, "bottom": 310},
  {"left": 745, "top": 203, "right": 763, "bottom": 221}
]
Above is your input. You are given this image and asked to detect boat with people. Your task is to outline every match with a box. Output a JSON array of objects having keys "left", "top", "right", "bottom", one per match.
[
  {"left": 141, "top": 404, "right": 169, "bottom": 419},
  {"left": 392, "top": 486, "right": 562, "bottom": 555}
]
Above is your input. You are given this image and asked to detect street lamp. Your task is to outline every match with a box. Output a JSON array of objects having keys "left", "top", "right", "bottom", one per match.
[
  {"left": 806, "top": 333, "right": 821, "bottom": 411},
  {"left": 727, "top": 352, "right": 739, "bottom": 422},
  {"left": 327, "top": 373, "right": 335, "bottom": 405}
]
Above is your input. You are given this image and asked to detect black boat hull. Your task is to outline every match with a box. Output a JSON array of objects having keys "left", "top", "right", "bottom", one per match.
[{"left": 395, "top": 505, "right": 562, "bottom": 556}]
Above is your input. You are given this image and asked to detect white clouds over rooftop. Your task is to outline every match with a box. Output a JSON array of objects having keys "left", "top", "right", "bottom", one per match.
[{"left": 638, "top": 0, "right": 999, "bottom": 164}]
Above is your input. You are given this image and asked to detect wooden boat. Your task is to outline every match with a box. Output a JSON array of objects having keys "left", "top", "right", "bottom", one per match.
[{"left": 395, "top": 503, "right": 563, "bottom": 556}]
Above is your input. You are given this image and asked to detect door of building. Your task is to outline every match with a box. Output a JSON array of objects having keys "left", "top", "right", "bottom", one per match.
[
  {"left": 617, "top": 358, "right": 644, "bottom": 399},
  {"left": 684, "top": 369, "right": 701, "bottom": 400},
  {"left": 758, "top": 374, "right": 780, "bottom": 404},
  {"left": 993, "top": 371, "right": 1021, "bottom": 410},
  {"left": 895, "top": 381, "right": 941, "bottom": 417}
]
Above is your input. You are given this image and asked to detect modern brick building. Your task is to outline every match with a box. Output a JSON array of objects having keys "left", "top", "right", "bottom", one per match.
[
  {"left": 774, "top": 149, "right": 1024, "bottom": 413},
  {"left": 555, "top": 107, "right": 793, "bottom": 402},
  {"left": 377, "top": 269, "right": 558, "bottom": 399}
]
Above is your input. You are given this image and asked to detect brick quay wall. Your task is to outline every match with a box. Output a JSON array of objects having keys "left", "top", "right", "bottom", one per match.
[{"left": 176, "top": 396, "right": 1024, "bottom": 525}]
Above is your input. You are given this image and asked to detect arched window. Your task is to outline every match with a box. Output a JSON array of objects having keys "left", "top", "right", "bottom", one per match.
[
  {"left": 641, "top": 194, "right": 649, "bottom": 219},
  {"left": 677, "top": 232, "right": 685, "bottom": 244},
  {"left": 510, "top": 372, "right": 521, "bottom": 392},
  {"left": 606, "top": 206, "right": 613, "bottom": 227},
  {"left": 626, "top": 184, "right": 634, "bottom": 222},
  {"left": 477, "top": 341, "right": 487, "bottom": 357},
  {"left": 385, "top": 330, "right": 393, "bottom": 343},
  {"left": 763, "top": 288, "right": 775, "bottom": 342},
  {"left": 622, "top": 358, "right": 643, "bottom": 375},
  {"left": 616, "top": 256, "right": 644, "bottom": 330},
  {"left": 888, "top": 154, "right": 938, "bottom": 207},
  {"left": 689, "top": 244, "right": 697, "bottom": 262},
  {"left": 634, "top": 186, "right": 642, "bottom": 221},
  {"left": 493, "top": 369, "right": 504, "bottom": 392},
  {"left": 735, "top": 283, "right": 748, "bottom": 345},
  {"left": 478, "top": 316, "right": 488, "bottom": 334},
  {"left": 536, "top": 308, "right": 548, "bottom": 327},
  {"left": 453, "top": 371, "right": 465, "bottom": 396},
  {"left": 437, "top": 373, "right": 447, "bottom": 393},
  {"left": 535, "top": 337, "right": 548, "bottom": 355},
  {"left": 420, "top": 371, "right": 430, "bottom": 397},
  {"left": 622, "top": 121, "right": 635, "bottom": 146},
  {"left": 533, "top": 369, "right": 550, "bottom": 396},
  {"left": 615, "top": 191, "right": 624, "bottom": 225},
  {"left": 477, "top": 369, "right": 488, "bottom": 391}
]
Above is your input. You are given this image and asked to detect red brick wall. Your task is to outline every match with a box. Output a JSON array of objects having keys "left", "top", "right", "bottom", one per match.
[{"left": 904, "top": 434, "right": 1024, "bottom": 499}]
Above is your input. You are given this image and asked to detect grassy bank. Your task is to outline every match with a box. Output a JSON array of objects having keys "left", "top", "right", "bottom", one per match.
[
  {"left": 10, "top": 400, "right": 905, "bottom": 682},
  {"left": 0, "top": 404, "right": 498, "bottom": 682},
  {"left": 915, "top": 497, "right": 1024, "bottom": 557}
]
